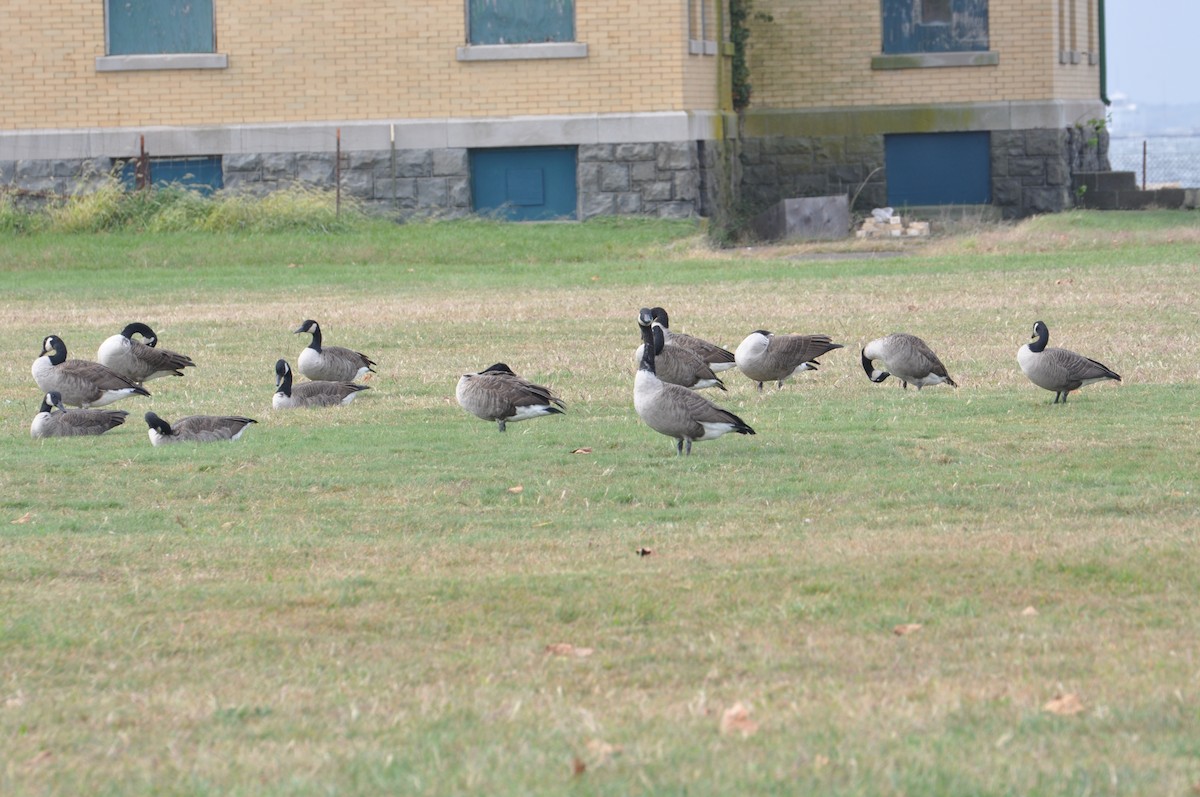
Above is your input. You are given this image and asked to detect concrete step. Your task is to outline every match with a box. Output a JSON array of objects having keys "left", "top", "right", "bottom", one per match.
[
  {"left": 1073, "top": 172, "right": 1188, "bottom": 210},
  {"left": 1072, "top": 171, "right": 1139, "bottom": 193}
]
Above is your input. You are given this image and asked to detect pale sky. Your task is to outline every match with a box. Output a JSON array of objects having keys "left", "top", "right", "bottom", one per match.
[{"left": 1106, "top": 0, "right": 1200, "bottom": 105}]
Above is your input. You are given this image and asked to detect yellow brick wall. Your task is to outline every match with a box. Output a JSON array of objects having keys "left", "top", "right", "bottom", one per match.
[
  {"left": 747, "top": 0, "right": 1099, "bottom": 109},
  {"left": 0, "top": 0, "right": 713, "bottom": 131}
]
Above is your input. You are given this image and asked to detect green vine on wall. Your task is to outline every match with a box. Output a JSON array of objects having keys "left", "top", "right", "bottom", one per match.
[{"left": 730, "top": 0, "right": 771, "bottom": 112}]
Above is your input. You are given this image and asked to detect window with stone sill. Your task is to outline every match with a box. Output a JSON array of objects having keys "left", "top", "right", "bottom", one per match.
[
  {"left": 457, "top": 0, "right": 587, "bottom": 61},
  {"left": 880, "top": 0, "right": 989, "bottom": 54},
  {"left": 98, "top": 0, "right": 226, "bottom": 71}
]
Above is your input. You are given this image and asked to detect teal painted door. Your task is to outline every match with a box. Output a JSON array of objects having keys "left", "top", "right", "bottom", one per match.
[
  {"left": 885, "top": 132, "right": 991, "bottom": 205},
  {"left": 471, "top": 147, "right": 578, "bottom": 221}
]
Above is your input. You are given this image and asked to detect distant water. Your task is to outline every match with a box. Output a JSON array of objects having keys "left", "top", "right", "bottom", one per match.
[{"left": 1108, "top": 135, "right": 1200, "bottom": 188}]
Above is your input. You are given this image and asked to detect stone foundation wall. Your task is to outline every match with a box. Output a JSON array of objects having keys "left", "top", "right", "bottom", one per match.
[
  {"left": 1, "top": 140, "right": 712, "bottom": 221},
  {"left": 738, "top": 135, "right": 887, "bottom": 216},
  {"left": 578, "top": 142, "right": 705, "bottom": 220},
  {"left": 739, "top": 127, "right": 1112, "bottom": 220}
]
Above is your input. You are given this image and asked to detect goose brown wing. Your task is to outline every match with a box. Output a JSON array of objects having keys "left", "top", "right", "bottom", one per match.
[{"left": 129, "top": 339, "right": 196, "bottom": 376}]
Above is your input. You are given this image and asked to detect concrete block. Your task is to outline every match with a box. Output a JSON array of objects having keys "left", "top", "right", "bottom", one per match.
[{"left": 750, "top": 195, "right": 850, "bottom": 242}]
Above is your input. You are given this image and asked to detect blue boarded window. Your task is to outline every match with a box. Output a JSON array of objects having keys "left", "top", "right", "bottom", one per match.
[
  {"left": 471, "top": 147, "right": 577, "bottom": 221},
  {"left": 468, "top": 0, "right": 575, "bottom": 44},
  {"left": 106, "top": 0, "right": 215, "bottom": 55},
  {"left": 885, "top": 133, "right": 990, "bottom": 206},
  {"left": 120, "top": 156, "right": 223, "bottom": 195},
  {"left": 881, "top": 0, "right": 988, "bottom": 54}
]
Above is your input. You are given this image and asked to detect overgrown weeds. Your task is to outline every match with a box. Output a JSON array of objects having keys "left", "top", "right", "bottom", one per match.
[{"left": 2, "top": 179, "right": 366, "bottom": 234}]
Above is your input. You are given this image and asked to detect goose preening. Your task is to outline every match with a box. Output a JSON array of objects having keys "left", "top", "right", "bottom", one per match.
[
  {"left": 456, "top": 363, "right": 565, "bottom": 432},
  {"left": 634, "top": 318, "right": 726, "bottom": 391},
  {"left": 861, "top": 333, "right": 957, "bottom": 390},
  {"left": 650, "top": 307, "right": 737, "bottom": 373},
  {"left": 1017, "top": 320, "right": 1121, "bottom": 404},
  {"left": 32, "top": 335, "right": 151, "bottom": 408},
  {"left": 273, "top": 359, "right": 370, "bottom": 409},
  {"left": 30, "top": 391, "right": 128, "bottom": 438},
  {"left": 144, "top": 411, "right": 257, "bottom": 445},
  {"left": 97, "top": 322, "right": 196, "bottom": 385},
  {"left": 734, "top": 329, "right": 844, "bottom": 391},
  {"left": 634, "top": 308, "right": 755, "bottom": 455},
  {"left": 294, "top": 319, "right": 377, "bottom": 382}
]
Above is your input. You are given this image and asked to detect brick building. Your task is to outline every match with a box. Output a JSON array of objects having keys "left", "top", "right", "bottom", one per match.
[{"left": 0, "top": 1, "right": 1108, "bottom": 221}]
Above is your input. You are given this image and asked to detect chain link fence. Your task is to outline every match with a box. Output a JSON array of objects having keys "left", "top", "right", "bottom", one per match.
[{"left": 1108, "top": 135, "right": 1200, "bottom": 189}]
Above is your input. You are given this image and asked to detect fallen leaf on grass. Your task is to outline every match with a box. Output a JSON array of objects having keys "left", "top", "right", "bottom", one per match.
[
  {"left": 1043, "top": 693, "right": 1085, "bottom": 716},
  {"left": 571, "top": 447, "right": 593, "bottom": 454},
  {"left": 1021, "top": 606, "right": 1039, "bottom": 617},
  {"left": 545, "top": 643, "right": 593, "bottom": 658},
  {"left": 11, "top": 512, "right": 32, "bottom": 525},
  {"left": 637, "top": 547, "right": 654, "bottom": 557},
  {"left": 719, "top": 702, "right": 758, "bottom": 737},
  {"left": 507, "top": 485, "right": 523, "bottom": 494},
  {"left": 572, "top": 757, "right": 586, "bottom": 777},
  {"left": 27, "top": 750, "right": 52, "bottom": 766},
  {"left": 893, "top": 623, "right": 923, "bottom": 636}
]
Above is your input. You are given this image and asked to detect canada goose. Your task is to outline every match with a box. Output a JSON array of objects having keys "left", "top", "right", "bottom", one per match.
[
  {"left": 634, "top": 308, "right": 755, "bottom": 455},
  {"left": 734, "top": 329, "right": 844, "bottom": 390},
  {"left": 144, "top": 411, "right": 257, "bottom": 445},
  {"left": 456, "top": 362, "right": 566, "bottom": 432},
  {"left": 1017, "top": 320, "right": 1121, "bottom": 403},
  {"left": 862, "top": 333, "right": 957, "bottom": 390},
  {"left": 96, "top": 322, "right": 196, "bottom": 385},
  {"left": 633, "top": 320, "right": 726, "bottom": 391},
  {"left": 650, "top": 307, "right": 737, "bottom": 372},
  {"left": 294, "top": 319, "right": 377, "bottom": 382},
  {"left": 30, "top": 391, "right": 128, "bottom": 438},
  {"left": 273, "top": 359, "right": 370, "bottom": 409},
  {"left": 32, "top": 335, "right": 151, "bottom": 408}
]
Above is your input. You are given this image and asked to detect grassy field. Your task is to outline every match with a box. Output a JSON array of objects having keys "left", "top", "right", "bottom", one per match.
[{"left": 1, "top": 211, "right": 1198, "bottom": 795}]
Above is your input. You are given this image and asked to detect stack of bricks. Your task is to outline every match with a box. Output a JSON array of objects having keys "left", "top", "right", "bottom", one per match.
[{"left": 856, "top": 214, "right": 931, "bottom": 239}]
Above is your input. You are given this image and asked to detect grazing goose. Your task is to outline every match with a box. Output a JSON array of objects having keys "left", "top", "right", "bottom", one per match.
[
  {"left": 273, "top": 359, "right": 370, "bottom": 409},
  {"left": 1017, "top": 320, "right": 1121, "bottom": 404},
  {"left": 633, "top": 320, "right": 726, "bottom": 391},
  {"left": 650, "top": 307, "right": 737, "bottom": 372},
  {"left": 32, "top": 335, "right": 151, "bottom": 408},
  {"left": 30, "top": 391, "right": 128, "bottom": 438},
  {"left": 294, "top": 319, "right": 377, "bottom": 382},
  {"left": 144, "top": 411, "right": 257, "bottom": 445},
  {"left": 456, "top": 362, "right": 566, "bottom": 432},
  {"left": 634, "top": 308, "right": 755, "bottom": 455},
  {"left": 862, "top": 333, "right": 957, "bottom": 390},
  {"left": 96, "top": 322, "right": 196, "bottom": 385},
  {"left": 734, "top": 329, "right": 844, "bottom": 390}
]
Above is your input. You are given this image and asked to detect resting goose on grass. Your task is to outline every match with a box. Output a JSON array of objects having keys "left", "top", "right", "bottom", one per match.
[
  {"left": 97, "top": 322, "right": 196, "bottom": 386},
  {"left": 456, "top": 363, "right": 565, "bottom": 432},
  {"left": 634, "top": 308, "right": 755, "bottom": 456},
  {"left": 30, "top": 391, "right": 128, "bottom": 438},
  {"left": 1017, "top": 320, "right": 1121, "bottom": 404},
  {"left": 32, "top": 335, "right": 151, "bottom": 408},
  {"left": 273, "top": 359, "right": 370, "bottom": 409},
  {"left": 861, "top": 333, "right": 957, "bottom": 390},
  {"left": 144, "top": 411, "right": 257, "bottom": 445},
  {"left": 294, "top": 319, "right": 377, "bottom": 382}
]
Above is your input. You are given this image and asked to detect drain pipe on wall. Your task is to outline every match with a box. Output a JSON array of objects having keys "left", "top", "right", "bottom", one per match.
[{"left": 1098, "top": 0, "right": 1110, "bottom": 105}]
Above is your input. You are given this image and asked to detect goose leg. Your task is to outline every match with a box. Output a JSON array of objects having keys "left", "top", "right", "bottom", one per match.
[
  {"left": 497, "top": 419, "right": 507, "bottom": 432},
  {"left": 684, "top": 438, "right": 693, "bottom": 456},
  {"left": 675, "top": 438, "right": 684, "bottom": 456}
]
